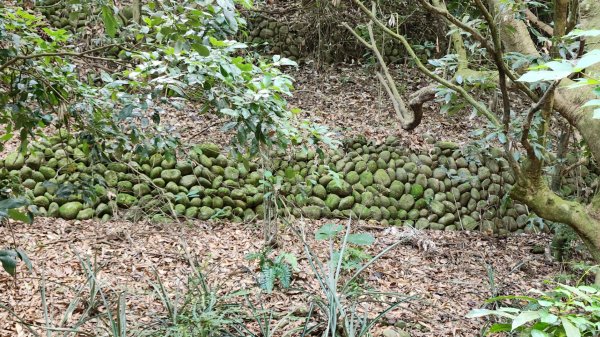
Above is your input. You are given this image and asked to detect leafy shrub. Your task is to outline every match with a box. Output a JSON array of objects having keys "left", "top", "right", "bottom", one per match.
[
  {"left": 299, "top": 220, "right": 414, "bottom": 337},
  {"left": 467, "top": 284, "right": 600, "bottom": 336},
  {"left": 245, "top": 248, "right": 298, "bottom": 293},
  {"left": 149, "top": 268, "right": 248, "bottom": 337},
  {"left": 315, "top": 223, "right": 375, "bottom": 272}
]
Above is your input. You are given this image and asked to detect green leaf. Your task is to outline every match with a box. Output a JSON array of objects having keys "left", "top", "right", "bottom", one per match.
[
  {"left": 0, "top": 198, "right": 29, "bottom": 211},
  {"left": 576, "top": 49, "right": 600, "bottom": 70},
  {"left": 531, "top": 330, "right": 550, "bottom": 337},
  {"left": 561, "top": 317, "right": 581, "bottom": 337},
  {"left": 101, "top": 5, "right": 119, "bottom": 38},
  {"left": 518, "top": 70, "right": 571, "bottom": 82},
  {"left": 347, "top": 233, "right": 375, "bottom": 246},
  {"left": 192, "top": 43, "right": 210, "bottom": 57},
  {"left": 466, "top": 308, "right": 516, "bottom": 319},
  {"left": 545, "top": 61, "right": 574, "bottom": 72},
  {"left": 488, "top": 324, "right": 512, "bottom": 333},
  {"left": 512, "top": 311, "right": 541, "bottom": 330},
  {"left": 0, "top": 250, "right": 18, "bottom": 276},
  {"left": 7, "top": 209, "right": 32, "bottom": 224},
  {"left": 583, "top": 99, "right": 600, "bottom": 107},
  {"left": 315, "top": 223, "right": 343, "bottom": 240},
  {"left": 593, "top": 109, "right": 600, "bottom": 119},
  {"left": 16, "top": 248, "right": 32, "bottom": 273},
  {"left": 568, "top": 29, "right": 600, "bottom": 38}
]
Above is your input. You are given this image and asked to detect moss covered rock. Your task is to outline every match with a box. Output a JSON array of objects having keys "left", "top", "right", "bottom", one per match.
[
  {"left": 302, "top": 205, "right": 322, "bottom": 219},
  {"left": 399, "top": 194, "right": 415, "bottom": 211},
  {"left": 76, "top": 208, "right": 94, "bottom": 220},
  {"left": 59, "top": 201, "right": 83, "bottom": 220},
  {"left": 373, "top": 169, "right": 391, "bottom": 187},
  {"left": 410, "top": 184, "right": 424, "bottom": 198},
  {"left": 197, "top": 143, "right": 220, "bottom": 158},
  {"left": 359, "top": 171, "right": 373, "bottom": 187},
  {"left": 161, "top": 169, "right": 182, "bottom": 183},
  {"left": 325, "top": 194, "right": 341, "bottom": 210},
  {"left": 326, "top": 179, "right": 352, "bottom": 197},
  {"left": 116, "top": 193, "right": 137, "bottom": 208},
  {"left": 5, "top": 152, "right": 25, "bottom": 170}
]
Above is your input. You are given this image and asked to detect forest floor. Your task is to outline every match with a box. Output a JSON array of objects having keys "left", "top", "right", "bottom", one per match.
[
  {"left": 0, "top": 63, "right": 577, "bottom": 336},
  {"left": 0, "top": 217, "right": 563, "bottom": 337}
]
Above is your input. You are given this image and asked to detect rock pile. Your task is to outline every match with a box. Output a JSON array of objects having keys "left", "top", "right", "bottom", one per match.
[{"left": 1, "top": 134, "right": 562, "bottom": 234}]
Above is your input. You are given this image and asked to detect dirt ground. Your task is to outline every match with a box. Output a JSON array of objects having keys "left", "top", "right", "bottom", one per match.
[{"left": 0, "top": 216, "right": 564, "bottom": 337}]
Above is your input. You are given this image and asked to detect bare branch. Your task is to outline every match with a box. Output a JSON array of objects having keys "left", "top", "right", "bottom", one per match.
[
  {"left": 352, "top": 0, "right": 501, "bottom": 128},
  {"left": 525, "top": 9, "right": 554, "bottom": 36}
]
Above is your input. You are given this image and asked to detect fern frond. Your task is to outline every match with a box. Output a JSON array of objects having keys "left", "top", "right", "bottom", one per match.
[
  {"left": 259, "top": 268, "right": 276, "bottom": 293},
  {"left": 274, "top": 264, "right": 292, "bottom": 289}
]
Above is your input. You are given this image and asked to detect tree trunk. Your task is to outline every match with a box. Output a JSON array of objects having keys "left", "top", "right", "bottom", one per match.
[{"left": 512, "top": 173, "right": 600, "bottom": 262}]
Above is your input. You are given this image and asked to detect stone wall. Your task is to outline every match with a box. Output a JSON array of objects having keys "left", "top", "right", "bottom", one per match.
[{"left": 1, "top": 135, "right": 576, "bottom": 235}]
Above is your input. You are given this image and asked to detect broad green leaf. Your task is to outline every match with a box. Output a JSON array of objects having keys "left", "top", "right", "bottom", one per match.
[
  {"left": 488, "top": 324, "right": 512, "bottom": 333},
  {"left": 518, "top": 70, "right": 571, "bottom": 82},
  {"left": 466, "top": 308, "right": 516, "bottom": 319},
  {"left": 568, "top": 29, "right": 600, "bottom": 38},
  {"left": 0, "top": 198, "right": 28, "bottom": 211},
  {"left": 315, "top": 223, "right": 343, "bottom": 240},
  {"left": 512, "top": 311, "right": 541, "bottom": 330},
  {"left": 545, "top": 61, "right": 574, "bottom": 72},
  {"left": 0, "top": 250, "right": 18, "bottom": 276},
  {"left": 192, "top": 43, "right": 210, "bottom": 57},
  {"left": 347, "top": 233, "right": 375, "bottom": 246},
  {"left": 531, "top": 330, "right": 550, "bottom": 337},
  {"left": 583, "top": 99, "right": 600, "bottom": 107},
  {"left": 7, "top": 209, "right": 31, "bottom": 224},
  {"left": 575, "top": 50, "right": 600, "bottom": 71},
  {"left": 561, "top": 317, "right": 581, "bottom": 337},
  {"left": 101, "top": 5, "right": 119, "bottom": 38},
  {"left": 578, "top": 286, "right": 598, "bottom": 294},
  {"left": 15, "top": 249, "right": 32, "bottom": 272}
]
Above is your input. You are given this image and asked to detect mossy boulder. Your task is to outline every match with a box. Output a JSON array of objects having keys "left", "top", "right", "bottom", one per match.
[
  {"left": 429, "top": 200, "right": 445, "bottom": 216},
  {"left": 345, "top": 171, "right": 360, "bottom": 185},
  {"left": 25, "top": 151, "right": 45, "bottom": 169},
  {"left": 33, "top": 196, "right": 50, "bottom": 208},
  {"left": 373, "top": 169, "right": 391, "bottom": 187},
  {"left": 325, "top": 194, "right": 341, "bottom": 210},
  {"left": 180, "top": 175, "right": 197, "bottom": 189},
  {"left": 105, "top": 171, "right": 118, "bottom": 187},
  {"left": 116, "top": 193, "right": 137, "bottom": 208},
  {"left": 59, "top": 201, "right": 83, "bottom": 220},
  {"left": 224, "top": 167, "right": 239, "bottom": 181},
  {"left": 389, "top": 181, "right": 404, "bottom": 199},
  {"left": 359, "top": 171, "right": 374, "bottom": 187},
  {"left": 161, "top": 169, "right": 182, "bottom": 183},
  {"left": 133, "top": 183, "right": 151, "bottom": 197},
  {"left": 326, "top": 179, "right": 352, "bottom": 197},
  {"left": 197, "top": 143, "right": 220, "bottom": 158},
  {"left": 76, "top": 208, "right": 94, "bottom": 220},
  {"left": 339, "top": 196, "right": 355, "bottom": 210},
  {"left": 399, "top": 194, "right": 415, "bottom": 211},
  {"left": 312, "top": 184, "right": 327, "bottom": 199},
  {"left": 410, "top": 184, "right": 424, "bottom": 198},
  {"left": 5, "top": 152, "right": 25, "bottom": 170},
  {"left": 460, "top": 215, "right": 478, "bottom": 230},
  {"left": 302, "top": 205, "right": 322, "bottom": 219},
  {"left": 438, "top": 213, "right": 456, "bottom": 225},
  {"left": 352, "top": 203, "right": 371, "bottom": 218}
]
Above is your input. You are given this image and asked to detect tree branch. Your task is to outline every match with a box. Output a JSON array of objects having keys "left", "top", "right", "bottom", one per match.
[
  {"left": 0, "top": 43, "right": 124, "bottom": 72},
  {"left": 525, "top": 9, "right": 554, "bottom": 36},
  {"left": 352, "top": 0, "right": 501, "bottom": 128}
]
